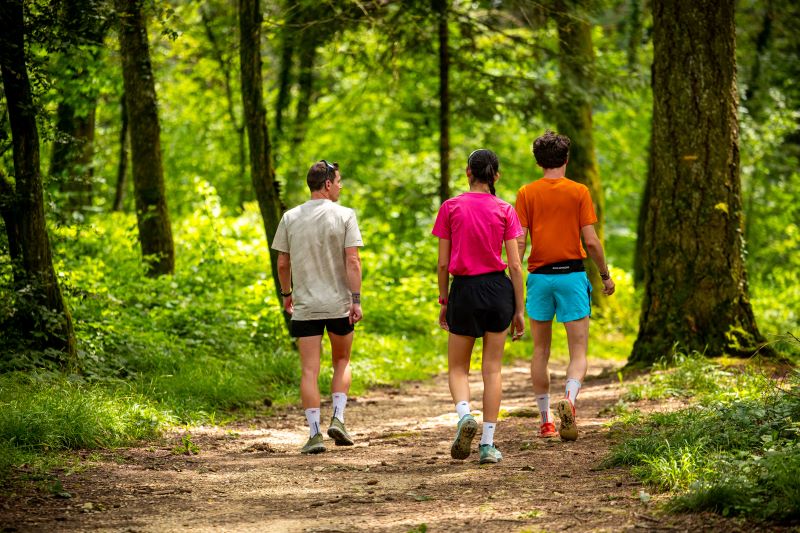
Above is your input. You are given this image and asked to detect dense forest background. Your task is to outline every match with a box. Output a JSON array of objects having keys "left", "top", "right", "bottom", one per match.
[{"left": 1, "top": 0, "right": 799, "bottom": 524}]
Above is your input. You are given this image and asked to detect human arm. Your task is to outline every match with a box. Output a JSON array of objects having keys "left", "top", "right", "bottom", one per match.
[
  {"left": 505, "top": 238, "right": 525, "bottom": 340},
  {"left": 437, "top": 238, "right": 451, "bottom": 331},
  {"left": 516, "top": 228, "right": 528, "bottom": 267},
  {"left": 345, "top": 246, "right": 363, "bottom": 324},
  {"left": 276, "top": 252, "right": 294, "bottom": 314},
  {"left": 580, "top": 224, "right": 615, "bottom": 295}
]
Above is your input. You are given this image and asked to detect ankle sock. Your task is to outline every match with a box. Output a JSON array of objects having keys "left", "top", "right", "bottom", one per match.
[
  {"left": 480, "top": 422, "right": 496, "bottom": 446},
  {"left": 536, "top": 393, "right": 552, "bottom": 423},
  {"left": 305, "top": 408, "right": 321, "bottom": 437},
  {"left": 331, "top": 392, "right": 347, "bottom": 423},
  {"left": 565, "top": 378, "right": 582, "bottom": 404},
  {"left": 455, "top": 401, "right": 471, "bottom": 419}
]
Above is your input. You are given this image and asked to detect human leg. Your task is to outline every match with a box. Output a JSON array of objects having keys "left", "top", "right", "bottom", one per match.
[
  {"left": 530, "top": 319, "right": 557, "bottom": 437},
  {"left": 448, "top": 333, "right": 478, "bottom": 459},
  {"left": 477, "top": 330, "right": 506, "bottom": 464},
  {"left": 327, "top": 323, "right": 355, "bottom": 446},
  {"left": 297, "top": 333, "right": 326, "bottom": 454},
  {"left": 556, "top": 316, "right": 589, "bottom": 441}
]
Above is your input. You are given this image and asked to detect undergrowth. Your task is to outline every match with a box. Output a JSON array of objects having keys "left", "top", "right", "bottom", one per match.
[{"left": 606, "top": 352, "right": 800, "bottom": 523}]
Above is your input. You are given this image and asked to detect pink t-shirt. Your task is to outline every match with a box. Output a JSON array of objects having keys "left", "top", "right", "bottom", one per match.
[{"left": 432, "top": 192, "right": 524, "bottom": 276}]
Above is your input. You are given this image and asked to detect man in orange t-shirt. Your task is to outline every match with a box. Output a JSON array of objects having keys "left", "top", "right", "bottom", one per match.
[{"left": 515, "top": 131, "right": 615, "bottom": 442}]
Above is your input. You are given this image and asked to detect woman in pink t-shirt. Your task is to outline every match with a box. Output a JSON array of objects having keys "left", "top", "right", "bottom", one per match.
[{"left": 432, "top": 148, "right": 525, "bottom": 464}]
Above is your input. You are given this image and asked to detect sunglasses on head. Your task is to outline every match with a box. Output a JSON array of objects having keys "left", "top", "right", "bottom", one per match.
[{"left": 320, "top": 160, "right": 338, "bottom": 180}]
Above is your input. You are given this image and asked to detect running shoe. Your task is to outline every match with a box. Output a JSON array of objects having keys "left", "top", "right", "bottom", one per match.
[
  {"left": 327, "top": 417, "right": 354, "bottom": 446},
  {"left": 538, "top": 421, "right": 558, "bottom": 438},
  {"left": 479, "top": 444, "right": 503, "bottom": 464},
  {"left": 556, "top": 399, "right": 578, "bottom": 441},
  {"left": 450, "top": 413, "right": 478, "bottom": 459},
  {"left": 300, "top": 432, "right": 326, "bottom": 454}
]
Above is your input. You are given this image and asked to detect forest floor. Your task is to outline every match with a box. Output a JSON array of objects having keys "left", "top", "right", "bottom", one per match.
[{"left": 0, "top": 359, "right": 784, "bottom": 532}]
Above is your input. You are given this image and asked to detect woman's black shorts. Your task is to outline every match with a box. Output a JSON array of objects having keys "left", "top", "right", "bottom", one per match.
[{"left": 446, "top": 271, "right": 515, "bottom": 338}]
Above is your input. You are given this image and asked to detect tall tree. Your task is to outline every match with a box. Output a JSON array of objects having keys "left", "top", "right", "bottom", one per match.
[
  {"left": 111, "top": 91, "right": 129, "bottom": 212},
  {"left": 0, "top": 0, "right": 77, "bottom": 366},
  {"left": 239, "top": 0, "right": 286, "bottom": 308},
  {"left": 630, "top": 0, "right": 768, "bottom": 364},
  {"left": 49, "top": 0, "right": 108, "bottom": 213},
  {"left": 552, "top": 0, "right": 606, "bottom": 307},
  {"left": 115, "top": 0, "right": 174, "bottom": 276},
  {"left": 434, "top": 0, "right": 450, "bottom": 204}
]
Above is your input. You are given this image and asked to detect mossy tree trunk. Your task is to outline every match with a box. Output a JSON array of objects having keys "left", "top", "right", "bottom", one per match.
[
  {"left": 115, "top": 0, "right": 175, "bottom": 276},
  {"left": 630, "top": 0, "right": 769, "bottom": 364},
  {"left": 50, "top": 0, "right": 108, "bottom": 213},
  {"left": 0, "top": 0, "right": 77, "bottom": 367},
  {"left": 239, "top": 0, "right": 287, "bottom": 313},
  {"left": 552, "top": 0, "right": 606, "bottom": 308},
  {"left": 434, "top": 0, "right": 451, "bottom": 204}
]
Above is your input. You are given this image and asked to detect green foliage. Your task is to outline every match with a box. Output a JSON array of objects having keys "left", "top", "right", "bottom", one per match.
[{"left": 607, "top": 355, "right": 800, "bottom": 522}]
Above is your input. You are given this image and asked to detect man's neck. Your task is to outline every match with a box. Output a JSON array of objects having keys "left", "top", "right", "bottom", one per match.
[
  {"left": 542, "top": 165, "right": 566, "bottom": 179},
  {"left": 310, "top": 191, "right": 331, "bottom": 201}
]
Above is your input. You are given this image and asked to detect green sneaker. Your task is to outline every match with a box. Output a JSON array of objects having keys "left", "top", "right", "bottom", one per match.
[
  {"left": 450, "top": 414, "right": 478, "bottom": 460},
  {"left": 327, "top": 417, "right": 354, "bottom": 446},
  {"left": 479, "top": 444, "right": 503, "bottom": 464},
  {"left": 300, "top": 432, "right": 326, "bottom": 454}
]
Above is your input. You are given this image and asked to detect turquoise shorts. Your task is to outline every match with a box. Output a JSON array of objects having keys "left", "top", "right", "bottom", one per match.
[{"left": 526, "top": 272, "right": 592, "bottom": 323}]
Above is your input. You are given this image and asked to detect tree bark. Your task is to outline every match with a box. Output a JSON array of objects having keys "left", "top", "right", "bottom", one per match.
[
  {"left": 0, "top": 0, "right": 77, "bottom": 366},
  {"left": 112, "top": 91, "right": 129, "bottom": 212},
  {"left": 434, "top": 0, "right": 451, "bottom": 204},
  {"left": 630, "top": 0, "right": 769, "bottom": 364},
  {"left": 115, "top": 0, "right": 174, "bottom": 276},
  {"left": 552, "top": 0, "right": 606, "bottom": 308},
  {"left": 239, "top": 0, "right": 287, "bottom": 312},
  {"left": 49, "top": 0, "right": 107, "bottom": 213}
]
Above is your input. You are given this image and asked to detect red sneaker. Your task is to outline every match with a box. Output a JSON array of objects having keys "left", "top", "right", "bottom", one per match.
[
  {"left": 538, "top": 421, "right": 558, "bottom": 438},
  {"left": 556, "top": 399, "right": 578, "bottom": 441}
]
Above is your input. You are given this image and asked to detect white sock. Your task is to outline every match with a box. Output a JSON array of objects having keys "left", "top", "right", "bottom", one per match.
[
  {"left": 305, "top": 408, "right": 321, "bottom": 437},
  {"left": 331, "top": 392, "right": 347, "bottom": 423},
  {"left": 565, "top": 378, "right": 582, "bottom": 404},
  {"left": 455, "top": 401, "right": 471, "bottom": 419},
  {"left": 536, "top": 393, "right": 552, "bottom": 423},
  {"left": 480, "top": 422, "right": 496, "bottom": 446}
]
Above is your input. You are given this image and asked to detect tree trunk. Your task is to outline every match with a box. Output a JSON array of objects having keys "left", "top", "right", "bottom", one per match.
[
  {"left": 115, "top": 0, "right": 174, "bottom": 276},
  {"left": 112, "top": 91, "right": 129, "bottom": 212},
  {"left": 50, "top": 0, "right": 107, "bottom": 213},
  {"left": 239, "top": 0, "right": 287, "bottom": 314},
  {"left": 434, "top": 0, "right": 451, "bottom": 204},
  {"left": 630, "top": 0, "right": 769, "bottom": 364},
  {"left": 0, "top": 0, "right": 77, "bottom": 367},
  {"left": 553, "top": 0, "right": 606, "bottom": 308}
]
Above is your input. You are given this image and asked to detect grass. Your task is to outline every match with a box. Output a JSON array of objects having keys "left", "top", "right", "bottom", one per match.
[{"left": 605, "top": 352, "right": 800, "bottom": 523}]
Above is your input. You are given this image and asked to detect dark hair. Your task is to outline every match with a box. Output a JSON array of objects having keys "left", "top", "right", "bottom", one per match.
[
  {"left": 532, "top": 130, "right": 570, "bottom": 169},
  {"left": 467, "top": 149, "right": 499, "bottom": 196},
  {"left": 307, "top": 160, "right": 339, "bottom": 191}
]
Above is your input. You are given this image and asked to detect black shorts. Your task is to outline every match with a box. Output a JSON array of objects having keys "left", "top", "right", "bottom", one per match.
[
  {"left": 290, "top": 317, "right": 354, "bottom": 338},
  {"left": 446, "top": 271, "right": 515, "bottom": 338}
]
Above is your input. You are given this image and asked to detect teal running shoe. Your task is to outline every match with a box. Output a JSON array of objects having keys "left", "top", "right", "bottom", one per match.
[
  {"left": 450, "top": 414, "right": 478, "bottom": 459},
  {"left": 479, "top": 444, "right": 503, "bottom": 464}
]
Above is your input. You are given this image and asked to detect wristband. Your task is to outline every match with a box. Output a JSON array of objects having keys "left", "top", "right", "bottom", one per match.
[
  {"left": 599, "top": 271, "right": 611, "bottom": 281},
  {"left": 438, "top": 296, "right": 448, "bottom": 306},
  {"left": 352, "top": 292, "right": 361, "bottom": 304},
  {"left": 280, "top": 289, "right": 292, "bottom": 297}
]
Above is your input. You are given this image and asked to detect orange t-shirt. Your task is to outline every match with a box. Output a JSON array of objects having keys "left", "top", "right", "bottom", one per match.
[{"left": 515, "top": 177, "right": 598, "bottom": 273}]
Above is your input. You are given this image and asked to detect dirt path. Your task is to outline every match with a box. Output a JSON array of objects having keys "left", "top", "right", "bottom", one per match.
[{"left": 1, "top": 360, "right": 768, "bottom": 532}]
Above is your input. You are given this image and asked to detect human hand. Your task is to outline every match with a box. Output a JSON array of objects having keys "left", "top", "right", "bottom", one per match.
[
  {"left": 438, "top": 305, "right": 449, "bottom": 331},
  {"left": 283, "top": 295, "right": 294, "bottom": 315},
  {"left": 349, "top": 303, "right": 363, "bottom": 324},
  {"left": 602, "top": 277, "right": 615, "bottom": 296},
  {"left": 511, "top": 311, "right": 525, "bottom": 341}
]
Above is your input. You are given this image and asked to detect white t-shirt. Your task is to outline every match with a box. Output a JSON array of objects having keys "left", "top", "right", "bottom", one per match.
[{"left": 271, "top": 199, "right": 363, "bottom": 321}]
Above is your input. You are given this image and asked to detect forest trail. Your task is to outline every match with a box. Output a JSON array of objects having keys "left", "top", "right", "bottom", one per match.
[{"left": 2, "top": 360, "right": 759, "bottom": 532}]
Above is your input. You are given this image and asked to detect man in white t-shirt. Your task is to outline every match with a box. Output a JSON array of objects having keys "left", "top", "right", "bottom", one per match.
[{"left": 272, "top": 160, "right": 364, "bottom": 454}]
